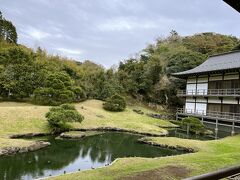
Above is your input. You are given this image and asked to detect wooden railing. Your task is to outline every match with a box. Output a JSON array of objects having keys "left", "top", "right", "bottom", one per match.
[
  {"left": 177, "top": 108, "right": 240, "bottom": 121},
  {"left": 177, "top": 89, "right": 240, "bottom": 97},
  {"left": 184, "top": 165, "right": 240, "bottom": 180}
]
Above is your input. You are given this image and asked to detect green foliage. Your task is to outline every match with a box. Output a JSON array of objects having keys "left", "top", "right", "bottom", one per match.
[
  {"left": 0, "top": 47, "right": 38, "bottom": 99},
  {"left": 166, "top": 50, "right": 206, "bottom": 74},
  {"left": 181, "top": 117, "right": 205, "bottom": 134},
  {"left": 182, "top": 32, "right": 239, "bottom": 55},
  {"left": 71, "top": 86, "right": 87, "bottom": 101},
  {"left": 103, "top": 94, "right": 126, "bottom": 112},
  {"left": 45, "top": 104, "right": 84, "bottom": 133},
  {"left": 33, "top": 72, "right": 77, "bottom": 105},
  {"left": 118, "top": 31, "right": 240, "bottom": 108},
  {"left": 0, "top": 11, "right": 17, "bottom": 43},
  {"left": 233, "top": 44, "right": 240, "bottom": 51}
]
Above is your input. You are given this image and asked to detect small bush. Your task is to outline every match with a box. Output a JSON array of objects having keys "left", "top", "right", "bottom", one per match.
[
  {"left": 181, "top": 116, "right": 205, "bottom": 134},
  {"left": 103, "top": 94, "right": 126, "bottom": 112},
  {"left": 45, "top": 104, "right": 84, "bottom": 133}
]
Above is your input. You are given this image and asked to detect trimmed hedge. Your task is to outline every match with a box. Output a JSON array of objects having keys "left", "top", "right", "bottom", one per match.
[{"left": 45, "top": 104, "right": 84, "bottom": 133}]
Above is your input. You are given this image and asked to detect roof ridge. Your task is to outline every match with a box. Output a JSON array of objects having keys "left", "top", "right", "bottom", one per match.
[
  {"left": 172, "top": 50, "right": 240, "bottom": 78},
  {"left": 209, "top": 50, "right": 240, "bottom": 58}
]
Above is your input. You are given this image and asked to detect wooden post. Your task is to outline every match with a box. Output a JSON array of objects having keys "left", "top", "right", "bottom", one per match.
[
  {"left": 231, "top": 121, "right": 235, "bottom": 136},
  {"left": 215, "top": 119, "right": 218, "bottom": 131},
  {"left": 187, "top": 124, "right": 190, "bottom": 135},
  {"left": 215, "top": 119, "right": 218, "bottom": 139}
]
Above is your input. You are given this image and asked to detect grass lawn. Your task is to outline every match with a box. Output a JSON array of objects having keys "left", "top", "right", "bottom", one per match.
[
  {"left": 0, "top": 100, "right": 175, "bottom": 148},
  {"left": 50, "top": 135, "right": 240, "bottom": 180},
  {"left": 73, "top": 100, "right": 176, "bottom": 135},
  {"left": 0, "top": 102, "right": 49, "bottom": 137}
]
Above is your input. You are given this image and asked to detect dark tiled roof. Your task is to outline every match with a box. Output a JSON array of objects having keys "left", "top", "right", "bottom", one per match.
[{"left": 172, "top": 51, "right": 240, "bottom": 78}]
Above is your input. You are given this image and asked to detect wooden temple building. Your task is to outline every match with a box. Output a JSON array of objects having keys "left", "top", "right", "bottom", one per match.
[{"left": 173, "top": 51, "right": 240, "bottom": 134}]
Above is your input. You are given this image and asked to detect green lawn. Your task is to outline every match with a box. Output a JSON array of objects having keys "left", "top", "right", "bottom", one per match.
[
  {"left": 50, "top": 135, "right": 240, "bottom": 180},
  {"left": 0, "top": 100, "right": 175, "bottom": 148},
  {"left": 73, "top": 100, "right": 176, "bottom": 135}
]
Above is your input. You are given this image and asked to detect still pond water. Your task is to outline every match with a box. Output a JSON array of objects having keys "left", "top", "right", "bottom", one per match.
[{"left": 0, "top": 132, "right": 186, "bottom": 180}]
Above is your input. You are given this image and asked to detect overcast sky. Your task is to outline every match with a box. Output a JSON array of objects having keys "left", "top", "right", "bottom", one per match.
[{"left": 1, "top": 0, "right": 239, "bottom": 67}]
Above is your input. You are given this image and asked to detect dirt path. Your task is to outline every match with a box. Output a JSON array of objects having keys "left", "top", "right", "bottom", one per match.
[{"left": 121, "top": 165, "right": 191, "bottom": 180}]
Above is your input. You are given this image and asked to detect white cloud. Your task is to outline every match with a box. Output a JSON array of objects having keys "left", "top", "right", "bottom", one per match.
[
  {"left": 98, "top": 17, "right": 159, "bottom": 31},
  {"left": 21, "top": 27, "right": 50, "bottom": 40},
  {"left": 55, "top": 48, "right": 83, "bottom": 55},
  {"left": 2, "top": 0, "right": 239, "bottom": 67}
]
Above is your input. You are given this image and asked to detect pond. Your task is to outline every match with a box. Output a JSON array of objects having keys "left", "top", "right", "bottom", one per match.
[
  {"left": 167, "top": 128, "right": 230, "bottom": 140},
  {"left": 0, "top": 132, "right": 185, "bottom": 180}
]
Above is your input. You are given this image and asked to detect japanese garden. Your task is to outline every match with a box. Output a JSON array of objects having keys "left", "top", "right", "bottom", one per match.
[{"left": 0, "top": 2, "right": 240, "bottom": 179}]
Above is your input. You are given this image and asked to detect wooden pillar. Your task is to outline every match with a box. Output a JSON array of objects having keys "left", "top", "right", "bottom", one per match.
[
  {"left": 215, "top": 119, "right": 219, "bottom": 140},
  {"left": 231, "top": 121, "right": 235, "bottom": 136},
  {"left": 215, "top": 119, "right": 218, "bottom": 132},
  {"left": 220, "top": 97, "right": 223, "bottom": 113},
  {"left": 196, "top": 76, "right": 198, "bottom": 94},
  {"left": 187, "top": 124, "right": 190, "bottom": 135},
  {"left": 195, "top": 76, "right": 198, "bottom": 113},
  {"left": 194, "top": 97, "right": 197, "bottom": 113},
  {"left": 206, "top": 74, "right": 210, "bottom": 115}
]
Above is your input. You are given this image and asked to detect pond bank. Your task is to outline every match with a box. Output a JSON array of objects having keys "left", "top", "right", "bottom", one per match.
[
  {"left": 9, "top": 132, "right": 51, "bottom": 139},
  {"left": 0, "top": 141, "right": 50, "bottom": 156},
  {"left": 138, "top": 137, "right": 196, "bottom": 153},
  {"left": 73, "top": 127, "right": 168, "bottom": 136}
]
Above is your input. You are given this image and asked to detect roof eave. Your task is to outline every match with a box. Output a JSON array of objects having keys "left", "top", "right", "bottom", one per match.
[{"left": 172, "top": 68, "right": 240, "bottom": 79}]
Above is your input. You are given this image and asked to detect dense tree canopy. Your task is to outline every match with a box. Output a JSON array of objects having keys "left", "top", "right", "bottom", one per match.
[
  {"left": 0, "top": 18, "right": 239, "bottom": 109},
  {"left": 182, "top": 33, "right": 239, "bottom": 55},
  {"left": 117, "top": 31, "right": 240, "bottom": 108}
]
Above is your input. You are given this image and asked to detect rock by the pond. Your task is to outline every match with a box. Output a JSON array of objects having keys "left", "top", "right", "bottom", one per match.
[
  {"left": 9, "top": 133, "right": 50, "bottom": 139},
  {"left": 60, "top": 132, "right": 86, "bottom": 139},
  {"left": 204, "top": 129, "right": 214, "bottom": 135},
  {"left": 137, "top": 138, "right": 195, "bottom": 153},
  {"left": 146, "top": 113, "right": 175, "bottom": 120},
  {"left": 0, "top": 141, "right": 50, "bottom": 156},
  {"left": 96, "top": 114, "right": 104, "bottom": 118},
  {"left": 59, "top": 131, "right": 106, "bottom": 139},
  {"left": 133, "top": 109, "right": 144, "bottom": 115}
]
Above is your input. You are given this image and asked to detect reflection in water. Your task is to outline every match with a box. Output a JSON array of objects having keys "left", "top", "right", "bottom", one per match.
[
  {"left": 0, "top": 132, "right": 185, "bottom": 180},
  {"left": 167, "top": 128, "right": 230, "bottom": 140}
]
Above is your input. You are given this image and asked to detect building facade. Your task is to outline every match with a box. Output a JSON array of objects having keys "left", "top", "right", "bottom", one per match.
[{"left": 173, "top": 51, "right": 240, "bottom": 133}]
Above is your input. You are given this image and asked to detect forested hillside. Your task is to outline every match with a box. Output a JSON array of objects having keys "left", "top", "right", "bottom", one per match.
[
  {"left": 0, "top": 12, "right": 239, "bottom": 108},
  {"left": 118, "top": 31, "right": 240, "bottom": 108}
]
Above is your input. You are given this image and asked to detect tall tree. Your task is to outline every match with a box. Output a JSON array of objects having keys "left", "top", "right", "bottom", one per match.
[{"left": 0, "top": 11, "right": 18, "bottom": 43}]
